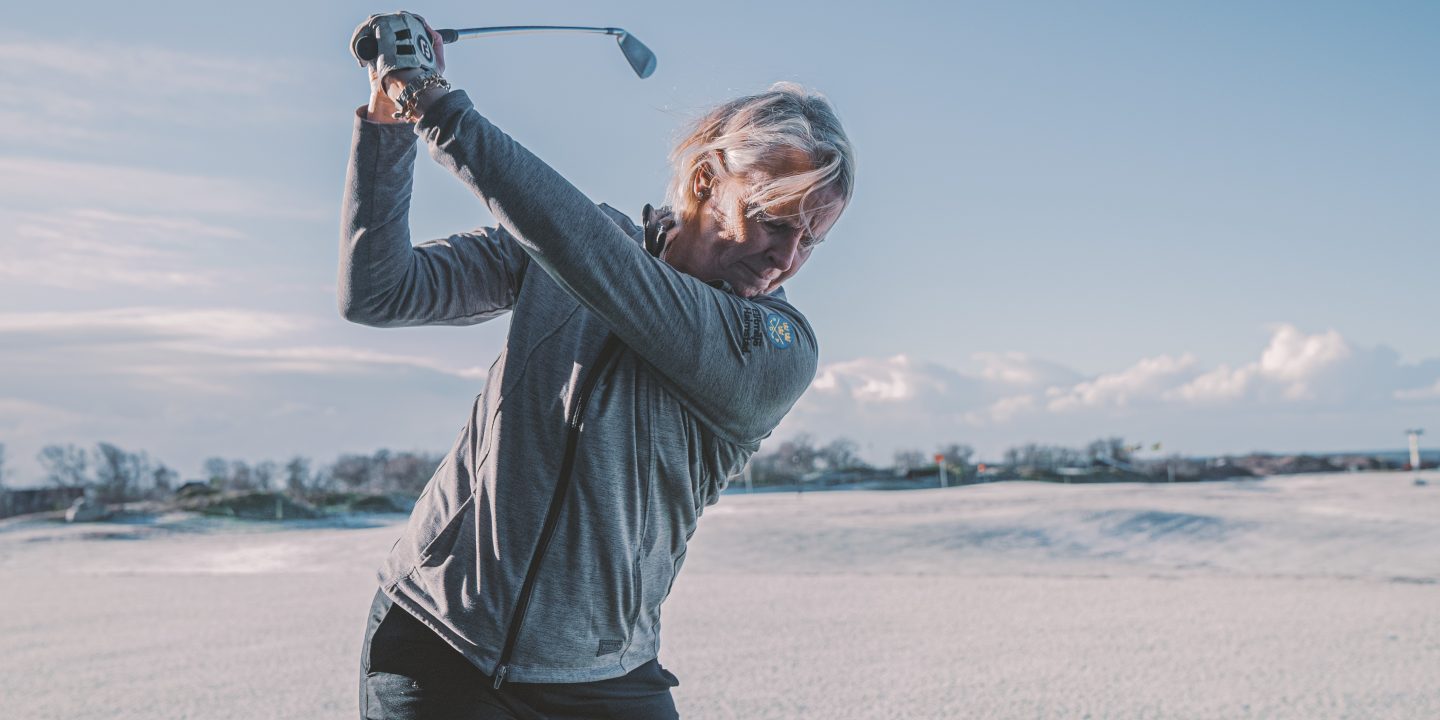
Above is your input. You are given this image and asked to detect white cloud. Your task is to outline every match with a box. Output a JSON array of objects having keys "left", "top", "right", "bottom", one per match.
[
  {"left": 0, "top": 160, "right": 320, "bottom": 294},
  {"left": 1045, "top": 354, "right": 1197, "bottom": 413},
  {"left": 973, "top": 351, "right": 1083, "bottom": 389},
  {"left": 0, "top": 397, "right": 90, "bottom": 436},
  {"left": 0, "top": 208, "right": 246, "bottom": 290},
  {"left": 814, "top": 355, "right": 925, "bottom": 401},
  {"left": 1396, "top": 381, "right": 1440, "bottom": 401},
  {"left": 0, "top": 39, "right": 308, "bottom": 138},
  {"left": 0, "top": 307, "right": 485, "bottom": 381},
  {"left": 170, "top": 345, "right": 491, "bottom": 381},
  {"left": 806, "top": 355, "right": 985, "bottom": 414},
  {"left": 0, "top": 42, "right": 272, "bottom": 96},
  {"left": 0, "top": 158, "right": 312, "bottom": 219},
  {"left": 975, "top": 394, "right": 1038, "bottom": 424},
  {"left": 0, "top": 40, "right": 325, "bottom": 298},
  {"left": 0, "top": 307, "right": 306, "bottom": 344},
  {"left": 0, "top": 110, "right": 104, "bottom": 144},
  {"left": 777, "top": 324, "right": 1440, "bottom": 461},
  {"left": 1171, "top": 325, "right": 1369, "bottom": 404}
]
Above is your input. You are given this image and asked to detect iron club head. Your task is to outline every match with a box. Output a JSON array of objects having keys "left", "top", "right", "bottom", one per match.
[{"left": 616, "top": 32, "right": 657, "bottom": 79}]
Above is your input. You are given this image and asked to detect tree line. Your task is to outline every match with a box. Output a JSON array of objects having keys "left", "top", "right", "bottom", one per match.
[
  {"left": 744, "top": 435, "right": 1215, "bottom": 486},
  {"left": 2, "top": 433, "right": 1379, "bottom": 507},
  {"left": 746, "top": 434, "right": 979, "bottom": 487},
  {"left": 0, "top": 435, "right": 1156, "bottom": 500},
  {"left": 0, "top": 440, "right": 443, "bottom": 505}
]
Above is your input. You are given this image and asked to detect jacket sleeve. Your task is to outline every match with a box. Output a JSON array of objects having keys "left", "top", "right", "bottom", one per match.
[
  {"left": 338, "top": 108, "right": 530, "bottom": 327},
  {"left": 414, "top": 91, "right": 818, "bottom": 443}
]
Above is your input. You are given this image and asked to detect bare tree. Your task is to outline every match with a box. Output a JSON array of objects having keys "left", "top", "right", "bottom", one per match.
[
  {"left": 254, "top": 461, "right": 278, "bottom": 492},
  {"left": 936, "top": 443, "right": 975, "bottom": 468},
  {"left": 331, "top": 454, "right": 374, "bottom": 491},
  {"left": 775, "top": 434, "right": 819, "bottom": 478},
  {"left": 818, "top": 437, "right": 867, "bottom": 471},
  {"left": 38, "top": 444, "right": 91, "bottom": 488},
  {"left": 284, "top": 456, "right": 311, "bottom": 496},
  {"left": 94, "top": 442, "right": 150, "bottom": 505},
  {"left": 1086, "top": 437, "right": 1132, "bottom": 465},
  {"left": 893, "top": 448, "right": 926, "bottom": 472},
  {"left": 1003, "top": 446, "right": 1020, "bottom": 469},
  {"left": 152, "top": 464, "right": 178, "bottom": 495},
  {"left": 746, "top": 434, "right": 819, "bottom": 485},
  {"left": 311, "top": 462, "right": 338, "bottom": 494},
  {"left": 380, "top": 452, "right": 440, "bottom": 496},
  {"left": 1003, "top": 443, "right": 1086, "bottom": 475},
  {"left": 229, "top": 461, "right": 256, "bottom": 492},
  {"left": 203, "top": 457, "right": 230, "bottom": 489}
]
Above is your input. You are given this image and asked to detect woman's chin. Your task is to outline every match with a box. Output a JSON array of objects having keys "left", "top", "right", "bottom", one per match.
[{"left": 737, "top": 280, "right": 768, "bottom": 298}]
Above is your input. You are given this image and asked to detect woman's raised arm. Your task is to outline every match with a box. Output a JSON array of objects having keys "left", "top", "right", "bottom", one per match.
[{"left": 338, "top": 112, "right": 530, "bottom": 328}]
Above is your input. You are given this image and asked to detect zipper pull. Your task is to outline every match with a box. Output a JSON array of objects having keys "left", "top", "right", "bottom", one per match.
[{"left": 492, "top": 664, "right": 508, "bottom": 690}]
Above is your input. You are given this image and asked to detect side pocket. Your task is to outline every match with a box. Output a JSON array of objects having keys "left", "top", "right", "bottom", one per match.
[{"left": 417, "top": 495, "right": 474, "bottom": 568}]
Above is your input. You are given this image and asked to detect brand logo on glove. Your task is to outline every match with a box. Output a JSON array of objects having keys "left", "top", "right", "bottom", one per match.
[{"left": 765, "top": 313, "right": 794, "bottom": 349}]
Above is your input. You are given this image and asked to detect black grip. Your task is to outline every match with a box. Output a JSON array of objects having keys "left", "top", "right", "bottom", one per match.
[
  {"left": 354, "top": 35, "right": 379, "bottom": 62},
  {"left": 438, "top": 28, "right": 458, "bottom": 44}
]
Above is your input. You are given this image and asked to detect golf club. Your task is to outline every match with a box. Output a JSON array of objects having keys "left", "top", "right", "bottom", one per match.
[
  {"left": 353, "top": 23, "right": 657, "bottom": 79},
  {"left": 438, "top": 26, "right": 656, "bottom": 79}
]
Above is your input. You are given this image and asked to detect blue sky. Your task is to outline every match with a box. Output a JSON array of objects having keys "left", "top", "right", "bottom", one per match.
[{"left": 1, "top": 1, "right": 1437, "bottom": 483}]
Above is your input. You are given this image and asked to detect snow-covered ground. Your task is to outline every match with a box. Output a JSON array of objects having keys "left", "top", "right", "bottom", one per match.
[{"left": 2, "top": 472, "right": 1438, "bottom": 719}]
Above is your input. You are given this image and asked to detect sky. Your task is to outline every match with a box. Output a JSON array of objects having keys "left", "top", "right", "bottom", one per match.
[{"left": 1, "top": 1, "right": 1437, "bottom": 484}]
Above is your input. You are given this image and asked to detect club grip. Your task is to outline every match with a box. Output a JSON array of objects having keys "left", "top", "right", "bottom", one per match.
[{"left": 438, "top": 28, "right": 459, "bottom": 44}]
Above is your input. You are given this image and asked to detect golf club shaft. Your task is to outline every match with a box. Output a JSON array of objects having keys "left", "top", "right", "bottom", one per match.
[
  {"left": 432, "top": 24, "right": 656, "bottom": 79},
  {"left": 438, "top": 26, "right": 624, "bottom": 44}
]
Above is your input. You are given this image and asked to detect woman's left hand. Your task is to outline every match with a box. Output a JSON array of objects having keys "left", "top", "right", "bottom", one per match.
[{"left": 362, "top": 13, "right": 447, "bottom": 122}]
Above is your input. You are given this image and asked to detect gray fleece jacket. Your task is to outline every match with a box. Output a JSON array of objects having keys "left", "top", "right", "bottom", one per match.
[{"left": 339, "top": 90, "right": 818, "bottom": 684}]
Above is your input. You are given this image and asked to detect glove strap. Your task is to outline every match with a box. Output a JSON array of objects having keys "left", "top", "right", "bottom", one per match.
[{"left": 390, "top": 72, "right": 452, "bottom": 122}]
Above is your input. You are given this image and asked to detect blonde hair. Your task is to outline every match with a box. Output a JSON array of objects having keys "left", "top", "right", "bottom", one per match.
[{"left": 665, "top": 82, "right": 855, "bottom": 242}]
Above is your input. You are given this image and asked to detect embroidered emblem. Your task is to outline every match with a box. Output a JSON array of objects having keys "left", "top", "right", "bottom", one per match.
[{"left": 765, "top": 312, "right": 794, "bottom": 349}]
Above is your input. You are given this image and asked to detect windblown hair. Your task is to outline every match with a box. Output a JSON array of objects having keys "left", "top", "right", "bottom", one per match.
[{"left": 665, "top": 82, "right": 855, "bottom": 242}]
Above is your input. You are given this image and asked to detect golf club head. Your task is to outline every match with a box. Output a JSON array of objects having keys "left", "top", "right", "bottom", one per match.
[{"left": 616, "top": 33, "right": 657, "bottom": 79}]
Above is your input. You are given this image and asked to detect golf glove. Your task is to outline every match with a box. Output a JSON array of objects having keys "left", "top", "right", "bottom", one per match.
[{"left": 350, "top": 11, "right": 439, "bottom": 79}]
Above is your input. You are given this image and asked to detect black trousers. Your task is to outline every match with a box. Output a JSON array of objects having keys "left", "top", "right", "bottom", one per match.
[{"left": 359, "top": 588, "right": 681, "bottom": 720}]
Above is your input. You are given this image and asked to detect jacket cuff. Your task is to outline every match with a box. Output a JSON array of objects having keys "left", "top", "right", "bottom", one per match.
[
  {"left": 413, "top": 89, "right": 472, "bottom": 135},
  {"left": 352, "top": 105, "right": 420, "bottom": 159}
]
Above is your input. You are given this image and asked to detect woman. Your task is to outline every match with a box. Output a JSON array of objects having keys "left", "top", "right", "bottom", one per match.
[{"left": 343, "top": 15, "right": 855, "bottom": 719}]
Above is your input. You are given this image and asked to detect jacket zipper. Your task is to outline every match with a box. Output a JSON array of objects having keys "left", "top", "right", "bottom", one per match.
[{"left": 492, "top": 333, "right": 622, "bottom": 690}]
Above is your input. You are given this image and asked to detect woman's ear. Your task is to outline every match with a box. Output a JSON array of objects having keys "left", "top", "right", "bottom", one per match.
[{"left": 691, "top": 164, "right": 714, "bottom": 202}]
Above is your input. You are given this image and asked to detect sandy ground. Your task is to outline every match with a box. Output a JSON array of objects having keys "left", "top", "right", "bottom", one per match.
[{"left": 2, "top": 471, "right": 1438, "bottom": 719}]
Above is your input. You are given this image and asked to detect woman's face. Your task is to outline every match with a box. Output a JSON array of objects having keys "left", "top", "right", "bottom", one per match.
[{"left": 666, "top": 170, "right": 844, "bottom": 299}]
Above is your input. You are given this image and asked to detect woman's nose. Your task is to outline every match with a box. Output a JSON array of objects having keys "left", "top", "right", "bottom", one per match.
[{"left": 764, "top": 229, "right": 804, "bottom": 272}]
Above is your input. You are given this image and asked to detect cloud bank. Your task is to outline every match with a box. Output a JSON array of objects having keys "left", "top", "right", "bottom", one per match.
[
  {"left": 783, "top": 324, "right": 1440, "bottom": 461},
  {"left": 2, "top": 316, "right": 1435, "bottom": 484}
]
